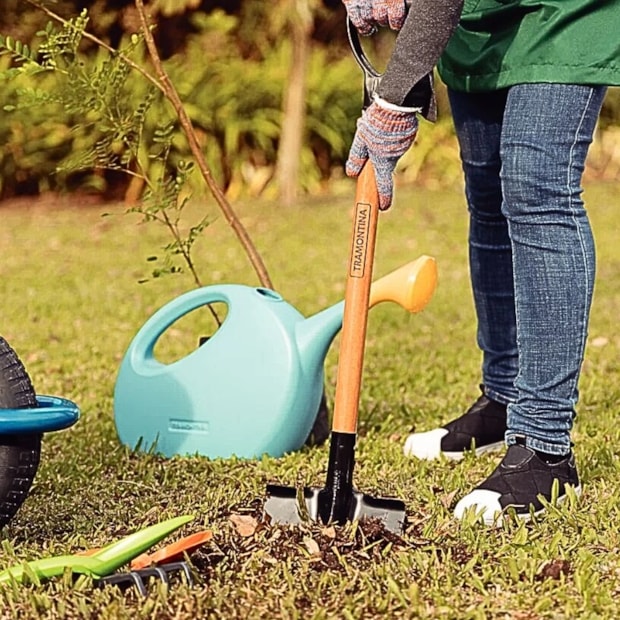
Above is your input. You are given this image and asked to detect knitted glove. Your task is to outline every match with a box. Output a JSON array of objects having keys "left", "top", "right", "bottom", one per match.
[
  {"left": 346, "top": 98, "right": 419, "bottom": 210},
  {"left": 342, "top": 0, "right": 407, "bottom": 36}
]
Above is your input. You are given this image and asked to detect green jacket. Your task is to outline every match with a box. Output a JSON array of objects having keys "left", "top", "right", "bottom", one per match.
[{"left": 438, "top": 0, "right": 620, "bottom": 92}]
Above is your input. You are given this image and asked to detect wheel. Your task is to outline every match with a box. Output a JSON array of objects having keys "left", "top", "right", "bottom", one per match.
[{"left": 0, "top": 336, "right": 41, "bottom": 528}]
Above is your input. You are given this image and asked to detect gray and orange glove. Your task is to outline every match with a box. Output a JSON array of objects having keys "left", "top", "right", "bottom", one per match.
[
  {"left": 342, "top": 0, "right": 407, "bottom": 35},
  {"left": 346, "top": 97, "right": 419, "bottom": 210}
]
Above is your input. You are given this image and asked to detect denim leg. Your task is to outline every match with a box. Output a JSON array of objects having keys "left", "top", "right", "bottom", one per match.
[
  {"left": 500, "top": 83, "right": 606, "bottom": 455},
  {"left": 448, "top": 89, "right": 518, "bottom": 405}
]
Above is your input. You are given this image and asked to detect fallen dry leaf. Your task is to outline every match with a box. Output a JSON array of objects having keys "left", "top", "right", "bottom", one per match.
[
  {"left": 440, "top": 490, "right": 458, "bottom": 509},
  {"left": 229, "top": 514, "right": 258, "bottom": 537},
  {"left": 303, "top": 537, "right": 321, "bottom": 556},
  {"left": 321, "top": 526, "right": 337, "bottom": 539}
]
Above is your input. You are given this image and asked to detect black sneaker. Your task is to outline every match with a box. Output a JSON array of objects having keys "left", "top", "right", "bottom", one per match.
[
  {"left": 403, "top": 387, "right": 507, "bottom": 460},
  {"left": 454, "top": 440, "right": 581, "bottom": 526}
]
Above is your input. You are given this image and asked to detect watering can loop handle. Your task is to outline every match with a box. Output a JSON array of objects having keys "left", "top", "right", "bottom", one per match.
[{"left": 128, "top": 287, "right": 232, "bottom": 369}]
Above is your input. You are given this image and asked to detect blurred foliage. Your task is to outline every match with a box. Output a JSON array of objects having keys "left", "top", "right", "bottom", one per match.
[
  {"left": 599, "top": 87, "right": 620, "bottom": 129},
  {"left": 0, "top": 8, "right": 219, "bottom": 283},
  {"left": 0, "top": 1, "right": 618, "bottom": 203},
  {"left": 0, "top": 1, "right": 361, "bottom": 202}
]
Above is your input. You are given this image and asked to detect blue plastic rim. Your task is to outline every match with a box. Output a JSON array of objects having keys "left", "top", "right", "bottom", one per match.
[{"left": 0, "top": 395, "right": 80, "bottom": 435}]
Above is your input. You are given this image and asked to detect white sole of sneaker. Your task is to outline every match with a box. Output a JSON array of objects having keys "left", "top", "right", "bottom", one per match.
[
  {"left": 454, "top": 484, "right": 583, "bottom": 527},
  {"left": 444, "top": 440, "right": 506, "bottom": 461},
  {"left": 403, "top": 429, "right": 505, "bottom": 461},
  {"left": 403, "top": 428, "right": 448, "bottom": 460}
]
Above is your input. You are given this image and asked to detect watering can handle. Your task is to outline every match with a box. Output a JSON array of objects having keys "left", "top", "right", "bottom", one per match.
[
  {"left": 331, "top": 163, "right": 379, "bottom": 434},
  {"left": 127, "top": 286, "right": 236, "bottom": 367},
  {"left": 369, "top": 256, "right": 437, "bottom": 313}
]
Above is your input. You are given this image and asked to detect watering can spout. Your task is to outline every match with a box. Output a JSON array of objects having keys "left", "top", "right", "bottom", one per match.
[
  {"left": 296, "top": 302, "right": 346, "bottom": 379},
  {"left": 295, "top": 255, "right": 438, "bottom": 376}
]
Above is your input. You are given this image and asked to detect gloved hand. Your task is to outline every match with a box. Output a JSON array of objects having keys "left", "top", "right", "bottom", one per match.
[
  {"left": 346, "top": 98, "right": 419, "bottom": 210},
  {"left": 342, "top": 0, "right": 407, "bottom": 36}
]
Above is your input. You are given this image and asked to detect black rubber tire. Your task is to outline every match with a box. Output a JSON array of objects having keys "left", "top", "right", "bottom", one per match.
[{"left": 0, "top": 337, "right": 41, "bottom": 529}]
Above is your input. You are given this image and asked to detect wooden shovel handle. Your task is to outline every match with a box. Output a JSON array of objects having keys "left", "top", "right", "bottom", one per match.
[{"left": 332, "top": 163, "right": 380, "bottom": 434}]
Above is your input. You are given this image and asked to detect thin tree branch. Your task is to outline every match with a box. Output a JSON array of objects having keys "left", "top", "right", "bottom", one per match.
[{"left": 134, "top": 0, "right": 273, "bottom": 289}]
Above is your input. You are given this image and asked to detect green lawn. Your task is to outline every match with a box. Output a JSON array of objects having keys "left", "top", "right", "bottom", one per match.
[{"left": 0, "top": 181, "right": 619, "bottom": 618}]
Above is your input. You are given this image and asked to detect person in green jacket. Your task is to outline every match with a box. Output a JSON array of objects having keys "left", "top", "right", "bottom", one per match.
[{"left": 343, "top": 0, "right": 620, "bottom": 525}]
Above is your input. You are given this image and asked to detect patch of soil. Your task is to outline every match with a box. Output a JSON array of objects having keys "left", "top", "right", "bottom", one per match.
[{"left": 185, "top": 498, "right": 436, "bottom": 585}]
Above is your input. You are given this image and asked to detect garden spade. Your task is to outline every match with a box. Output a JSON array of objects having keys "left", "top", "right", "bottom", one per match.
[
  {"left": 265, "top": 14, "right": 434, "bottom": 534},
  {"left": 265, "top": 163, "right": 410, "bottom": 534}
]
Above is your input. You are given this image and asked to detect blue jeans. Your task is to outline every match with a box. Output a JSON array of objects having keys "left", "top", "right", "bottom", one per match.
[{"left": 448, "top": 83, "right": 607, "bottom": 455}]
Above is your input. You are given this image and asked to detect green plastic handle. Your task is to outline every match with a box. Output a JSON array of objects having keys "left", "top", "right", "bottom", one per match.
[{"left": 0, "top": 515, "right": 194, "bottom": 584}]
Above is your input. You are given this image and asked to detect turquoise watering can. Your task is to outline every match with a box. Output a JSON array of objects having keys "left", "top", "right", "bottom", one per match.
[{"left": 113, "top": 256, "right": 437, "bottom": 459}]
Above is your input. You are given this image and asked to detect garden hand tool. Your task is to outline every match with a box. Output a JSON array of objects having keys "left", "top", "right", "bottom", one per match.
[
  {"left": 129, "top": 529, "right": 212, "bottom": 571},
  {"left": 0, "top": 515, "right": 198, "bottom": 595}
]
